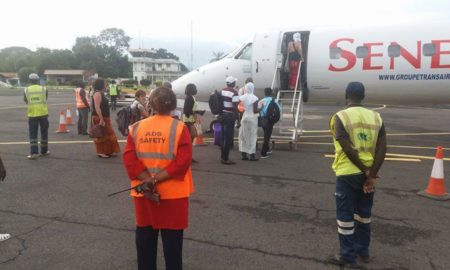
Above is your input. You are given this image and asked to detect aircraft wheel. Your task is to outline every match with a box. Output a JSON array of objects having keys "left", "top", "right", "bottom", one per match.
[{"left": 302, "top": 87, "right": 309, "bottom": 102}]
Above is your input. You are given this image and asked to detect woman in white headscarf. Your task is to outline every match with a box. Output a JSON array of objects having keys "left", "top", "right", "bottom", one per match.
[
  {"left": 238, "top": 82, "right": 259, "bottom": 161},
  {"left": 288, "top": 32, "right": 303, "bottom": 90}
]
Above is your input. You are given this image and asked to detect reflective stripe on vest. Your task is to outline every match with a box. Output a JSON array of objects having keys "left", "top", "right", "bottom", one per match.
[
  {"left": 129, "top": 115, "right": 194, "bottom": 199},
  {"left": 330, "top": 107, "right": 382, "bottom": 176},
  {"left": 25, "top": 85, "right": 48, "bottom": 117},
  {"left": 109, "top": 84, "right": 117, "bottom": 96},
  {"left": 75, "top": 88, "right": 89, "bottom": 108}
]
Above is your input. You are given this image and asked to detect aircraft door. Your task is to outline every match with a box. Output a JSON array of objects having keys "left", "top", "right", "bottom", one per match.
[{"left": 251, "top": 32, "right": 280, "bottom": 90}]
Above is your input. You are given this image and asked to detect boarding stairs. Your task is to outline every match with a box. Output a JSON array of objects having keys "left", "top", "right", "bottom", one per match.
[{"left": 270, "top": 55, "right": 305, "bottom": 150}]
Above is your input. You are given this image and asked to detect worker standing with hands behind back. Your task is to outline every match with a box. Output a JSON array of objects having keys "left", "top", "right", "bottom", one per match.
[
  {"left": 328, "top": 82, "right": 387, "bottom": 268},
  {"left": 123, "top": 87, "right": 194, "bottom": 270},
  {"left": 24, "top": 73, "right": 49, "bottom": 160}
]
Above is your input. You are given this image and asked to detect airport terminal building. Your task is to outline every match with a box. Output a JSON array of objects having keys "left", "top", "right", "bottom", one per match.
[{"left": 128, "top": 48, "right": 187, "bottom": 83}]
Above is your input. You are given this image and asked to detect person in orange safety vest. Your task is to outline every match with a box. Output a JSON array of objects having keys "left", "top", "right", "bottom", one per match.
[
  {"left": 74, "top": 81, "right": 90, "bottom": 135},
  {"left": 122, "top": 86, "right": 194, "bottom": 270}
]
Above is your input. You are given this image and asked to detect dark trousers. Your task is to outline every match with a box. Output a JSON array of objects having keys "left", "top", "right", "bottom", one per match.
[
  {"left": 28, "top": 116, "right": 49, "bottom": 155},
  {"left": 110, "top": 95, "right": 117, "bottom": 111},
  {"left": 220, "top": 112, "right": 236, "bottom": 161},
  {"left": 77, "top": 107, "right": 89, "bottom": 134},
  {"left": 335, "top": 175, "right": 374, "bottom": 263},
  {"left": 261, "top": 122, "right": 274, "bottom": 156},
  {"left": 136, "top": 226, "right": 183, "bottom": 270}
]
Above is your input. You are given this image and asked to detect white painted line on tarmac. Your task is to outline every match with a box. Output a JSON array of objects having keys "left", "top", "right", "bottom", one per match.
[
  {"left": 0, "top": 139, "right": 127, "bottom": 145},
  {"left": 387, "top": 132, "right": 450, "bottom": 136},
  {"left": 0, "top": 103, "right": 73, "bottom": 110},
  {"left": 324, "top": 154, "right": 421, "bottom": 162},
  {"left": 387, "top": 153, "right": 450, "bottom": 161},
  {"left": 372, "top": 104, "right": 387, "bottom": 111}
]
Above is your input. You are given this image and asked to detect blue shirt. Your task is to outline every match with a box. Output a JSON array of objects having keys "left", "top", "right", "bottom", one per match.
[{"left": 259, "top": 97, "right": 280, "bottom": 117}]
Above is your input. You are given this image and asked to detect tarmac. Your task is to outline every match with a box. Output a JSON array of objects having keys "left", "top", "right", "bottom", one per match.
[{"left": 0, "top": 88, "right": 450, "bottom": 269}]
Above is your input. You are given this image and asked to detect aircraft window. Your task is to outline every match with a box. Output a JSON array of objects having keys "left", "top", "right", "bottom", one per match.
[
  {"left": 388, "top": 44, "right": 401, "bottom": 57},
  {"left": 329, "top": 47, "right": 341, "bottom": 59},
  {"left": 423, "top": 43, "right": 436, "bottom": 56},
  {"left": 235, "top": 43, "right": 252, "bottom": 60},
  {"left": 356, "top": 46, "right": 368, "bottom": 58}
]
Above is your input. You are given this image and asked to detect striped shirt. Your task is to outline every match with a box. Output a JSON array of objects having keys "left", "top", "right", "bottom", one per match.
[{"left": 221, "top": 87, "right": 239, "bottom": 113}]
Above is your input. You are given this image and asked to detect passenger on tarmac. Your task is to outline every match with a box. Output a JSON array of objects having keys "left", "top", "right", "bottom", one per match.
[
  {"left": 0, "top": 156, "right": 10, "bottom": 242},
  {"left": 131, "top": 90, "right": 150, "bottom": 121},
  {"left": 182, "top": 83, "right": 200, "bottom": 163},
  {"left": 109, "top": 80, "right": 119, "bottom": 111},
  {"left": 182, "top": 83, "right": 198, "bottom": 136},
  {"left": 75, "top": 81, "right": 90, "bottom": 135},
  {"left": 146, "top": 80, "right": 163, "bottom": 115},
  {"left": 237, "top": 77, "right": 253, "bottom": 123},
  {"left": 24, "top": 73, "right": 49, "bottom": 160},
  {"left": 238, "top": 82, "right": 259, "bottom": 161},
  {"left": 220, "top": 76, "right": 240, "bottom": 165},
  {"left": 91, "top": 78, "right": 120, "bottom": 158},
  {"left": 122, "top": 87, "right": 194, "bottom": 270},
  {"left": 328, "top": 82, "right": 387, "bottom": 267},
  {"left": 258, "top": 87, "right": 280, "bottom": 158}
]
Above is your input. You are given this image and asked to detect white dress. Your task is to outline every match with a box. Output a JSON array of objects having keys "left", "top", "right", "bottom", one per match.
[{"left": 238, "top": 93, "right": 259, "bottom": 154}]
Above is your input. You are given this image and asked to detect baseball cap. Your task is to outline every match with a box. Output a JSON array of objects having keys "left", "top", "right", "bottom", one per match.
[
  {"left": 225, "top": 76, "right": 237, "bottom": 84},
  {"left": 28, "top": 73, "right": 39, "bottom": 80}
]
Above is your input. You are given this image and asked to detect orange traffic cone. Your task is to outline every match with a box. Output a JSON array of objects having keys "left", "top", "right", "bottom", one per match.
[
  {"left": 193, "top": 123, "right": 208, "bottom": 146},
  {"left": 418, "top": 146, "right": 450, "bottom": 200},
  {"left": 193, "top": 134, "right": 208, "bottom": 146},
  {"left": 56, "top": 110, "right": 70, "bottom": 133},
  {"left": 66, "top": 106, "right": 74, "bottom": 125}
]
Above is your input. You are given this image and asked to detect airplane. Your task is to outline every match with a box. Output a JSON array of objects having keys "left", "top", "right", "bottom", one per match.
[{"left": 172, "top": 23, "right": 450, "bottom": 105}]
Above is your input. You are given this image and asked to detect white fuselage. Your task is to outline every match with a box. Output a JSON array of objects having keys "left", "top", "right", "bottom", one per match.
[{"left": 172, "top": 24, "right": 450, "bottom": 105}]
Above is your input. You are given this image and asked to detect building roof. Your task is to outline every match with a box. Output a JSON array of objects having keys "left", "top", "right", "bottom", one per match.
[
  {"left": 0, "top": 72, "right": 18, "bottom": 78},
  {"left": 129, "top": 58, "right": 180, "bottom": 64},
  {"left": 44, "top": 70, "right": 86, "bottom": 75}
]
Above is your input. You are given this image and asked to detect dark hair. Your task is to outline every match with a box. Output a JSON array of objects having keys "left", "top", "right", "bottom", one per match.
[
  {"left": 185, "top": 83, "right": 197, "bottom": 96},
  {"left": 77, "top": 81, "right": 86, "bottom": 88},
  {"left": 226, "top": 81, "right": 236, "bottom": 87},
  {"left": 264, "top": 87, "right": 272, "bottom": 96},
  {"left": 345, "top": 82, "right": 365, "bottom": 101},
  {"left": 150, "top": 87, "right": 177, "bottom": 114},
  {"left": 93, "top": 78, "right": 106, "bottom": 91},
  {"left": 135, "top": 90, "right": 146, "bottom": 98},
  {"left": 245, "top": 77, "right": 253, "bottom": 84},
  {"left": 163, "top": 81, "right": 172, "bottom": 89}
]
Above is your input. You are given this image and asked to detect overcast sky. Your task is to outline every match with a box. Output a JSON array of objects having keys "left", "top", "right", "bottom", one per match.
[{"left": 1, "top": 0, "right": 449, "bottom": 68}]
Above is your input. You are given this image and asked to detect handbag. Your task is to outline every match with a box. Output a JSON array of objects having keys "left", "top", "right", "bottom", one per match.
[
  {"left": 188, "top": 123, "right": 198, "bottom": 138},
  {"left": 89, "top": 116, "right": 105, "bottom": 138},
  {"left": 89, "top": 124, "right": 105, "bottom": 138}
]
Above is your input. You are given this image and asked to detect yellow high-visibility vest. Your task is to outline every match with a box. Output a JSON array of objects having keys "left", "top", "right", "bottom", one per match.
[
  {"left": 109, "top": 84, "right": 117, "bottom": 96},
  {"left": 330, "top": 106, "right": 382, "bottom": 176},
  {"left": 24, "top": 85, "right": 48, "bottom": 117}
]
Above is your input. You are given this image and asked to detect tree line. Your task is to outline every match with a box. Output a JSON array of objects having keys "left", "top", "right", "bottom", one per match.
[{"left": 0, "top": 28, "right": 185, "bottom": 84}]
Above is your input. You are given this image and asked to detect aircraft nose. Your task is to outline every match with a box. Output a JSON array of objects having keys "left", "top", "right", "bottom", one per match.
[{"left": 172, "top": 70, "right": 200, "bottom": 99}]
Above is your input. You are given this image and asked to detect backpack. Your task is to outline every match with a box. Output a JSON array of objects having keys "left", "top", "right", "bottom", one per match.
[
  {"left": 266, "top": 98, "right": 280, "bottom": 123},
  {"left": 116, "top": 105, "right": 140, "bottom": 136},
  {"left": 208, "top": 90, "right": 224, "bottom": 115}
]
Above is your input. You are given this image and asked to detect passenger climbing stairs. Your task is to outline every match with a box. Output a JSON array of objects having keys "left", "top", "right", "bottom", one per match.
[{"left": 270, "top": 60, "right": 306, "bottom": 150}]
